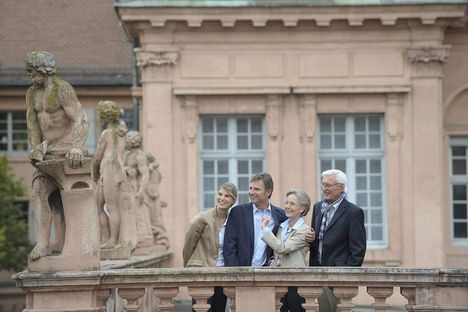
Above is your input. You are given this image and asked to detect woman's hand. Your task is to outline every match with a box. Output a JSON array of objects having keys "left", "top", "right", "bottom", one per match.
[{"left": 261, "top": 216, "right": 271, "bottom": 229}]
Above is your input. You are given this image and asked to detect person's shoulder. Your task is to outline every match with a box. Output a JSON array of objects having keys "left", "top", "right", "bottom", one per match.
[{"left": 343, "top": 198, "right": 362, "bottom": 212}]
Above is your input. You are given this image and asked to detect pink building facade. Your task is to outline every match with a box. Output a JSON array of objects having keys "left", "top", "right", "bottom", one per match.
[{"left": 114, "top": 1, "right": 468, "bottom": 268}]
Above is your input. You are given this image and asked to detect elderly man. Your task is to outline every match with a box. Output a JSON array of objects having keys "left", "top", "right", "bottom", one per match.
[
  {"left": 25, "top": 51, "right": 89, "bottom": 260},
  {"left": 308, "top": 169, "right": 366, "bottom": 312}
]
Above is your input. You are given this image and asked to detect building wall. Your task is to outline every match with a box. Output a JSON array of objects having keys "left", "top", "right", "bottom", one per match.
[{"left": 118, "top": 4, "right": 468, "bottom": 268}]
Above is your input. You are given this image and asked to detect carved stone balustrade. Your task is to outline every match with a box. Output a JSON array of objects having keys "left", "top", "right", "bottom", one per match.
[{"left": 14, "top": 267, "right": 468, "bottom": 311}]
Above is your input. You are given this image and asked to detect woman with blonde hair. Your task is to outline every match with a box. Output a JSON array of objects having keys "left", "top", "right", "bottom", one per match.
[{"left": 183, "top": 182, "right": 238, "bottom": 311}]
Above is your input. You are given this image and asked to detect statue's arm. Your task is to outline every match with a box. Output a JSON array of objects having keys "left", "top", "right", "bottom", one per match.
[
  {"left": 26, "top": 89, "right": 42, "bottom": 147},
  {"left": 59, "top": 81, "right": 89, "bottom": 152},
  {"left": 26, "top": 89, "right": 46, "bottom": 163}
]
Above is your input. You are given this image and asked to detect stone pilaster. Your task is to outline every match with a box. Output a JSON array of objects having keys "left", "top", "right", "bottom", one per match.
[
  {"left": 266, "top": 95, "right": 282, "bottom": 200},
  {"left": 406, "top": 45, "right": 450, "bottom": 266},
  {"left": 299, "top": 94, "right": 318, "bottom": 200}
]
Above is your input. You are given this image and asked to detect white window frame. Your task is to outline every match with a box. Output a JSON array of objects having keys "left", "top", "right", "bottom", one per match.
[
  {"left": 199, "top": 115, "right": 265, "bottom": 211},
  {"left": 450, "top": 137, "right": 468, "bottom": 245},
  {"left": 0, "top": 111, "right": 28, "bottom": 154},
  {"left": 317, "top": 114, "right": 387, "bottom": 249}
]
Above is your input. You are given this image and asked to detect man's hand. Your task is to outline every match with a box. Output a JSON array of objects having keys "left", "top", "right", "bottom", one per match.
[
  {"left": 305, "top": 227, "right": 316, "bottom": 243},
  {"left": 65, "top": 147, "right": 84, "bottom": 169}
]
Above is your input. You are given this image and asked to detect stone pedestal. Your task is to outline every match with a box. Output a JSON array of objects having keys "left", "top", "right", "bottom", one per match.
[{"left": 28, "top": 158, "right": 100, "bottom": 272}]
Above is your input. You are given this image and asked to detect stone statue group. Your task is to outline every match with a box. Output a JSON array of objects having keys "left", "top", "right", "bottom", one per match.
[{"left": 25, "top": 51, "right": 168, "bottom": 264}]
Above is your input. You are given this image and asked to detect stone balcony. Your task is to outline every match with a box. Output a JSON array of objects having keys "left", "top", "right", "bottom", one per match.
[{"left": 14, "top": 267, "right": 468, "bottom": 311}]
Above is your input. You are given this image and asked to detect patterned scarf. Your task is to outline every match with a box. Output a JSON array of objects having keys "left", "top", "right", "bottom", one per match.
[{"left": 318, "top": 192, "right": 345, "bottom": 240}]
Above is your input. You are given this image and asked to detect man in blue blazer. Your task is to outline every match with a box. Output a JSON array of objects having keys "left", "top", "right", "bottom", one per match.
[
  {"left": 308, "top": 169, "right": 366, "bottom": 311},
  {"left": 224, "top": 172, "right": 287, "bottom": 267}
]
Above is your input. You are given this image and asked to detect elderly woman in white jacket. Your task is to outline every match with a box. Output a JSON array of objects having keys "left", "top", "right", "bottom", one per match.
[{"left": 261, "top": 189, "right": 311, "bottom": 312}]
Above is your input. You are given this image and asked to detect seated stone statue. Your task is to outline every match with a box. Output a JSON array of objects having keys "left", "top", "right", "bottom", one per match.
[{"left": 25, "top": 51, "right": 89, "bottom": 261}]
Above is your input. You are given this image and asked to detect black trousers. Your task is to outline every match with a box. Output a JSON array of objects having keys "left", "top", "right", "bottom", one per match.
[
  {"left": 280, "top": 286, "right": 305, "bottom": 312},
  {"left": 193, "top": 286, "right": 227, "bottom": 312}
]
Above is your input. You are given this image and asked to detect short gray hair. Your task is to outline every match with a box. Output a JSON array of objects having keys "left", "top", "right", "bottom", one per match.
[
  {"left": 286, "top": 189, "right": 311, "bottom": 217},
  {"left": 322, "top": 169, "right": 348, "bottom": 193}
]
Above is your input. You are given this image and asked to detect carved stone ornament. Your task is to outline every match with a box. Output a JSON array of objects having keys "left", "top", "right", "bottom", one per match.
[
  {"left": 134, "top": 48, "right": 178, "bottom": 67},
  {"left": 406, "top": 47, "right": 449, "bottom": 64}
]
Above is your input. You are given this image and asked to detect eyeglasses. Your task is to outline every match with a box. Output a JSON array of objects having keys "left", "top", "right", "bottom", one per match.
[
  {"left": 283, "top": 201, "right": 301, "bottom": 207},
  {"left": 321, "top": 183, "right": 341, "bottom": 189}
]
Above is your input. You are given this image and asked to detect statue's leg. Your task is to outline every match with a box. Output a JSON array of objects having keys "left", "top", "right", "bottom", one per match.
[
  {"left": 49, "top": 189, "right": 65, "bottom": 253},
  {"left": 96, "top": 181, "right": 110, "bottom": 243},
  {"left": 28, "top": 176, "right": 56, "bottom": 260},
  {"left": 100, "top": 180, "right": 120, "bottom": 248}
]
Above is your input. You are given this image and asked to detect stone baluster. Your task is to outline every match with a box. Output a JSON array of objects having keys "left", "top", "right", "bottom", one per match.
[
  {"left": 118, "top": 288, "right": 146, "bottom": 312},
  {"left": 367, "top": 286, "right": 394, "bottom": 312},
  {"left": 188, "top": 286, "right": 214, "bottom": 312},
  {"left": 153, "top": 287, "right": 178, "bottom": 312},
  {"left": 96, "top": 289, "right": 111, "bottom": 312},
  {"left": 298, "top": 286, "right": 322, "bottom": 312},
  {"left": 334, "top": 286, "right": 359, "bottom": 312},
  {"left": 275, "top": 287, "right": 288, "bottom": 311},
  {"left": 224, "top": 286, "right": 236, "bottom": 312},
  {"left": 400, "top": 287, "right": 416, "bottom": 311}
]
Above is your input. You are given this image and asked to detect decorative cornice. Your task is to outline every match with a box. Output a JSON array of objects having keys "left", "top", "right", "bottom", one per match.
[
  {"left": 406, "top": 47, "right": 450, "bottom": 64},
  {"left": 134, "top": 49, "right": 178, "bottom": 67}
]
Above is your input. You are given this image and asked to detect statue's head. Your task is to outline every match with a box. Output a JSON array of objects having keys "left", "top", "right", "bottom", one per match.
[
  {"left": 25, "top": 51, "right": 57, "bottom": 75},
  {"left": 98, "top": 100, "right": 122, "bottom": 124},
  {"left": 125, "top": 130, "right": 142, "bottom": 148},
  {"left": 146, "top": 153, "right": 156, "bottom": 164}
]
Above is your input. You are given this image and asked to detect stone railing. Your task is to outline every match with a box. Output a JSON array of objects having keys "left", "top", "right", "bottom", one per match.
[{"left": 14, "top": 267, "right": 468, "bottom": 311}]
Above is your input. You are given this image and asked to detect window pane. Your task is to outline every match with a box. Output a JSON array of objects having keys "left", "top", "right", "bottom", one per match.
[
  {"left": 371, "top": 209, "right": 382, "bottom": 223},
  {"left": 356, "top": 176, "right": 367, "bottom": 190},
  {"left": 370, "top": 176, "right": 381, "bottom": 190},
  {"left": 320, "top": 118, "right": 331, "bottom": 132},
  {"left": 217, "top": 119, "right": 228, "bottom": 132},
  {"left": 454, "top": 223, "right": 467, "bottom": 238},
  {"left": 371, "top": 226, "right": 383, "bottom": 241},
  {"left": 203, "top": 119, "right": 214, "bottom": 132},
  {"left": 321, "top": 160, "right": 332, "bottom": 172},
  {"left": 356, "top": 193, "right": 367, "bottom": 206},
  {"left": 369, "top": 134, "right": 381, "bottom": 148},
  {"left": 203, "top": 135, "right": 214, "bottom": 149},
  {"left": 453, "top": 203, "right": 467, "bottom": 219},
  {"left": 251, "top": 119, "right": 262, "bottom": 132},
  {"left": 355, "top": 117, "right": 366, "bottom": 131},
  {"left": 204, "top": 194, "right": 215, "bottom": 207},
  {"left": 204, "top": 177, "right": 214, "bottom": 190},
  {"left": 335, "top": 134, "right": 346, "bottom": 149},
  {"left": 369, "top": 117, "right": 380, "bottom": 131},
  {"left": 356, "top": 160, "right": 366, "bottom": 174},
  {"left": 203, "top": 161, "right": 214, "bottom": 174},
  {"left": 217, "top": 176, "right": 228, "bottom": 186},
  {"left": 252, "top": 160, "right": 263, "bottom": 173},
  {"left": 453, "top": 185, "right": 467, "bottom": 201},
  {"left": 335, "top": 160, "right": 346, "bottom": 172},
  {"left": 370, "top": 160, "right": 381, "bottom": 173},
  {"left": 239, "top": 194, "right": 250, "bottom": 204},
  {"left": 218, "top": 135, "right": 228, "bottom": 149},
  {"left": 355, "top": 134, "right": 366, "bottom": 148},
  {"left": 453, "top": 159, "right": 466, "bottom": 175},
  {"left": 252, "top": 135, "right": 263, "bottom": 149},
  {"left": 237, "top": 135, "right": 248, "bottom": 149},
  {"left": 218, "top": 160, "right": 228, "bottom": 174},
  {"left": 334, "top": 118, "right": 345, "bottom": 132},
  {"left": 320, "top": 135, "right": 332, "bottom": 149},
  {"left": 370, "top": 193, "right": 382, "bottom": 206},
  {"left": 237, "top": 119, "right": 248, "bottom": 132},
  {"left": 238, "top": 160, "right": 248, "bottom": 174},
  {"left": 238, "top": 177, "right": 249, "bottom": 189},
  {"left": 452, "top": 146, "right": 465, "bottom": 156}
]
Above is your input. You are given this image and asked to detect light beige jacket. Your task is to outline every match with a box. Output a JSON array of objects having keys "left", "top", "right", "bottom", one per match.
[
  {"left": 183, "top": 208, "right": 220, "bottom": 267},
  {"left": 261, "top": 220, "right": 310, "bottom": 267}
]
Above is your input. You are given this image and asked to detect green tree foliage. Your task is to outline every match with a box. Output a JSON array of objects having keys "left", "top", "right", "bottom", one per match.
[{"left": 0, "top": 156, "right": 32, "bottom": 271}]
